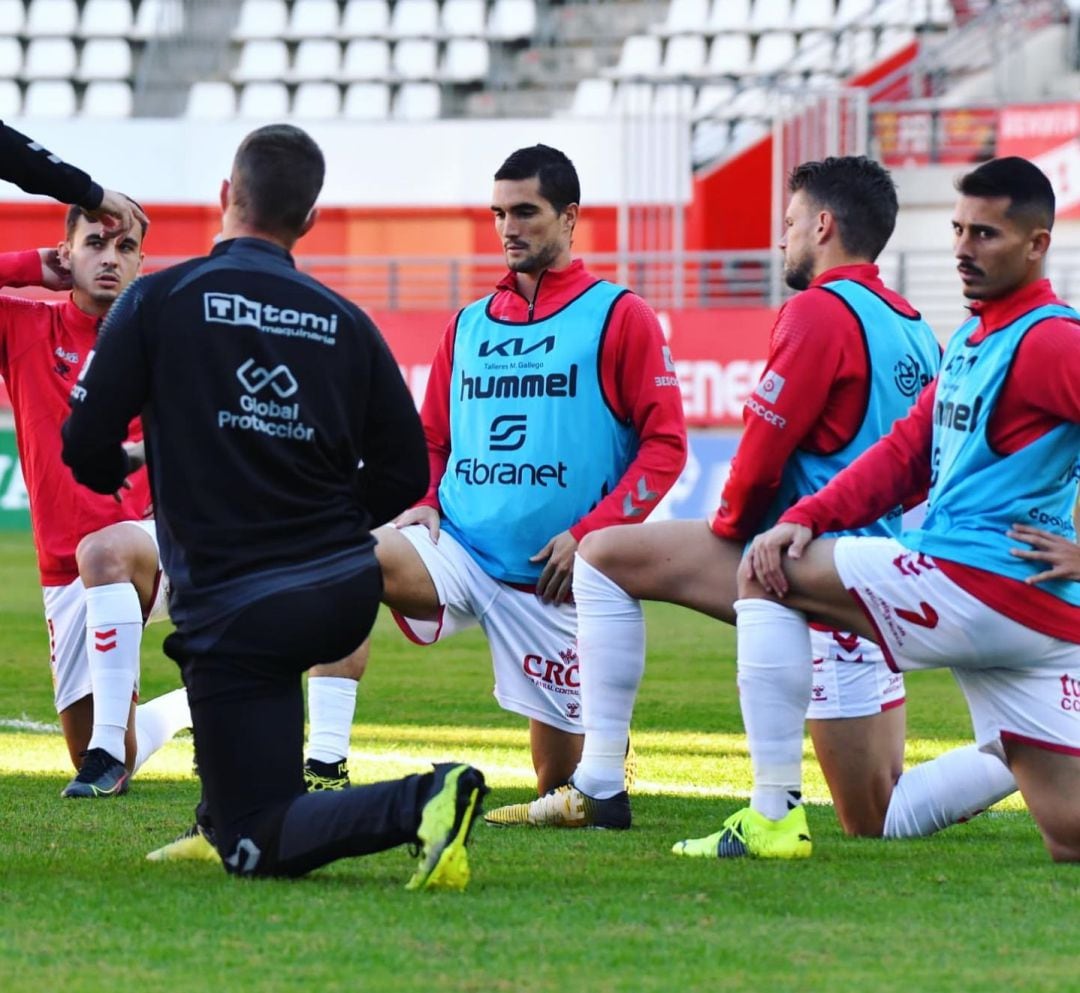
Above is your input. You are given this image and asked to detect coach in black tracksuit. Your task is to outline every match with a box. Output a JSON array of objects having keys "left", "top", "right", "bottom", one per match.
[{"left": 61, "top": 125, "right": 483, "bottom": 879}]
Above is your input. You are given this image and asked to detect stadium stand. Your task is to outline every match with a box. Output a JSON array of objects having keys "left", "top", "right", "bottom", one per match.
[{"left": 0, "top": 0, "right": 958, "bottom": 129}]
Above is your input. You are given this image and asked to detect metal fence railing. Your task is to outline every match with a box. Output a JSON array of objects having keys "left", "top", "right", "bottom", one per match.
[{"left": 142, "top": 245, "right": 1080, "bottom": 325}]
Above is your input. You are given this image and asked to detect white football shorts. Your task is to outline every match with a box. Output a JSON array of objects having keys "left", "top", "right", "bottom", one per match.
[
  {"left": 42, "top": 519, "right": 169, "bottom": 713},
  {"left": 806, "top": 626, "right": 905, "bottom": 720},
  {"left": 389, "top": 524, "right": 583, "bottom": 733},
  {"left": 834, "top": 535, "right": 1080, "bottom": 759}
]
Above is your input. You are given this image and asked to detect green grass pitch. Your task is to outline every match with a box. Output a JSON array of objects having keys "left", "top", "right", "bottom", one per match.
[{"left": 0, "top": 531, "right": 1074, "bottom": 993}]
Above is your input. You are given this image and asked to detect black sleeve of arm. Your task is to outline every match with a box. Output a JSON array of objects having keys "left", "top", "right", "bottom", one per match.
[
  {"left": 355, "top": 319, "right": 429, "bottom": 527},
  {"left": 61, "top": 279, "right": 149, "bottom": 493},
  {"left": 0, "top": 121, "right": 103, "bottom": 208}
]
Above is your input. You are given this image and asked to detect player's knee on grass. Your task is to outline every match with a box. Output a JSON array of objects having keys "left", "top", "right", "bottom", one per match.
[{"left": 1004, "top": 741, "right": 1080, "bottom": 862}]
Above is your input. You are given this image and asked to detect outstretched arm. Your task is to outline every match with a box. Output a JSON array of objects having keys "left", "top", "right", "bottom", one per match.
[{"left": 0, "top": 122, "right": 145, "bottom": 236}]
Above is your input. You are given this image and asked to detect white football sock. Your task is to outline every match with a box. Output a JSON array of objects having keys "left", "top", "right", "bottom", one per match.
[
  {"left": 571, "top": 554, "right": 645, "bottom": 799},
  {"left": 884, "top": 743, "right": 1017, "bottom": 838},
  {"left": 306, "top": 676, "right": 358, "bottom": 764},
  {"left": 132, "top": 688, "right": 191, "bottom": 775},
  {"left": 85, "top": 583, "right": 143, "bottom": 764},
  {"left": 735, "top": 598, "right": 812, "bottom": 821}
]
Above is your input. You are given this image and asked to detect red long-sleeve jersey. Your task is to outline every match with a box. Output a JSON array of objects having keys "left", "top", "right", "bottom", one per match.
[
  {"left": 417, "top": 259, "right": 687, "bottom": 540},
  {"left": 0, "top": 249, "right": 150, "bottom": 585},
  {"left": 711, "top": 263, "right": 921, "bottom": 541},
  {"left": 782, "top": 278, "right": 1080, "bottom": 643}
]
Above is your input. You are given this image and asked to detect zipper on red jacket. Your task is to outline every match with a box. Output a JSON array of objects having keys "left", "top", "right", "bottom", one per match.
[{"left": 526, "top": 270, "right": 546, "bottom": 322}]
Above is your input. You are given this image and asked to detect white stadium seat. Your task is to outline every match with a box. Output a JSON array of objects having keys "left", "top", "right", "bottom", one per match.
[
  {"left": 342, "top": 38, "right": 391, "bottom": 79},
  {"left": 78, "top": 38, "right": 133, "bottom": 80},
  {"left": 441, "top": 38, "right": 489, "bottom": 82},
  {"left": 441, "top": 0, "right": 486, "bottom": 37},
  {"left": 836, "top": 26, "right": 875, "bottom": 72},
  {"left": 288, "top": 0, "right": 340, "bottom": 39},
  {"left": 653, "top": 82, "right": 695, "bottom": 114},
  {"left": 877, "top": 26, "right": 916, "bottom": 58},
  {"left": 730, "top": 117, "right": 769, "bottom": 152},
  {"left": 791, "top": 0, "right": 835, "bottom": 30},
  {"left": 655, "top": 0, "right": 710, "bottom": 36},
  {"left": 185, "top": 80, "right": 237, "bottom": 119},
  {"left": 132, "top": 0, "right": 185, "bottom": 39},
  {"left": 693, "top": 80, "right": 735, "bottom": 119},
  {"left": 342, "top": 80, "right": 390, "bottom": 118},
  {"left": 233, "top": 0, "right": 288, "bottom": 40},
  {"left": 0, "top": 79, "right": 21, "bottom": 117},
  {"left": 0, "top": 37, "right": 22, "bottom": 78},
  {"left": 707, "top": 0, "right": 751, "bottom": 33},
  {"left": 291, "top": 39, "right": 342, "bottom": 80},
  {"left": 750, "top": 0, "right": 791, "bottom": 32},
  {"left": 24, "top": 37, "right": 77, "bottom": 78},
  {"left": 876, "top": 0, "right": 919, "bottom": 26},
  {"left": 792, "top": 30, "right": 834, "bottom": 70},
  {"left": 661, "top": 34, "right": 707, "bottom": 77},
  {"left": 569, "top": 77, "right": 613, "bottom": 117},
  {"left": 610, "top": 34, "right": 662, "bottom": 78},
  {"left": 835, "top": 0, "right": 874, "bottom": 25},
  {"left": 729, "top": 83, "right": 770, "bottom": 117},
  {"left": 233, "top": 39, "right": 289, "bottom": 82},
  {"left": 80, "top": 0, "right": 134, "bottom": 38},
  {"left": 0, "top": 0, "right": 25, "bottom": 35},
  {"left": 393, "top": 38, "right": 438, "bottom": 79},
  {"left": 388, "top": 0, "right": 438, "bottom": 38},
  {"left": 82, "top": 80, "right": 134, "bottom": 117},
  {"left": 25, "top": 0, "right": 79, "bottom": 36},
  {"left": 928, "top": 0, "right": 954, "bottom": 27},
  {"left": 342, "top": 0, "right": 390, "bottom": 37},
  {"left": 752, "top": 30, "right": 796, "bottom": 74},
  {"left": 292, "top": 81, "right": 341, "bottom": 117},
  {"left": 238, "top": 81, "right": 290, "bottom": 118},
  {"left": 392, "top": 81, "right": 440, "bottom": 119},
  {"left": 707, "top": 33, "right": 752, "bottom": 76},
  {"left": 692, "top": 117, "right": 730, "bottom": 162},
  {"left": 23, "top": 79, "right": 77, "bottom": 116},
  {"left": 487, "top": 0, "right": 537, "bottom": 42},
  {"left": 612, "top": 81, "right": 654, "bottom": 114}
]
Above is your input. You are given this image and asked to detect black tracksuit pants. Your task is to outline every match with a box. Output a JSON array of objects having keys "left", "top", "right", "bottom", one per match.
[{"left": 165, "top": 555, "right": 435, "bottom": 877}]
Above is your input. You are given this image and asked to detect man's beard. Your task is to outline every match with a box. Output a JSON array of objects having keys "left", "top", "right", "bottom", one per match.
[
  {"left": 784, "top": 254, "right": 813, "bottom": 291},
  {"left": 507, "top": 241, "right": 560, "bottom": 274}
]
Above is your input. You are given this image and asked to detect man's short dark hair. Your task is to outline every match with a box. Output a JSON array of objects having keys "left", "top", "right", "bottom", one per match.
[
  {"left": 494, "top": 144, "right": 580, "bottom": 214},
  {"left": 788, "top": 156, "right": 898, "bottom": 261},
  {"left": 65, "top": 203, "right": 148, "bottom": 242},
  {"left": 232, "top": 124, "right": 325, "bottom": 239},
  {"left": 956, "top": 156, "right": 1056, "bottom": 231}
]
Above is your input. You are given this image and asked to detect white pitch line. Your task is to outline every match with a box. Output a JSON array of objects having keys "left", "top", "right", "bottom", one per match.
[{"left": 0, "top": 716, "right": 60, "bottom": 733}]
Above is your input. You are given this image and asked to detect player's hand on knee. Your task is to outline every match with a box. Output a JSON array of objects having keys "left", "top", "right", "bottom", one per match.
[
  {"left": 745, "top": 523, "right": 812, "bottom": 597},
  {"left": 392, "top": 504, "right": 441, "bottom": 542},
  {"left": 1007, "top": 523, "right": 1080, "bottom": 582},
  {"left": 531, "top": 530, "right": 578, "bottom": 604}
]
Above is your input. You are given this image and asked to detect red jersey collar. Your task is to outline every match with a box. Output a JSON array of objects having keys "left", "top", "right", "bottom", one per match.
[
  {"left": 810, "top": 262, "right": 882, "bottom": 291},
  {"left": 60, "top": 294, "right": 104, "bottom": 335},
  {"left": 966, "top": 278, "right": 1061, "bottom": 338},
  {"left": 495, "top": 258, "right": 586, "bottom": 296}
]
